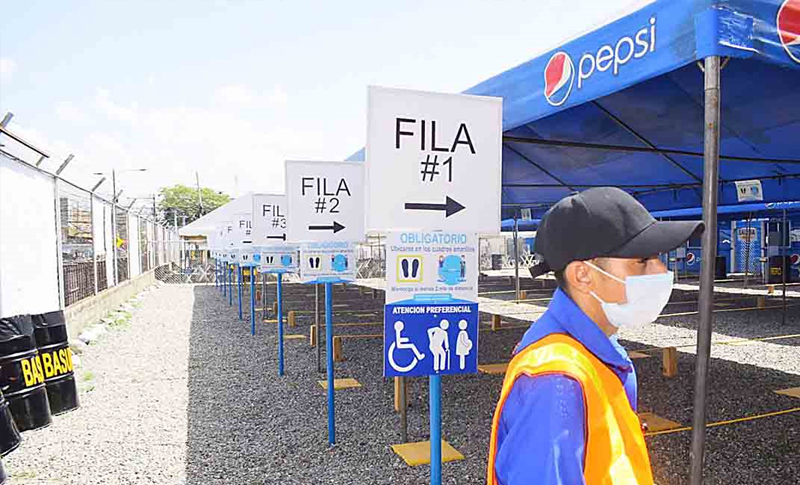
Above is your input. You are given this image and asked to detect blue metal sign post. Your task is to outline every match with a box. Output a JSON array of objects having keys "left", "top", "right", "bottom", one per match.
[
  {"left": 430, "top": 375, "right": 442, "bottom": 484},
  {"left": 277, "top": 272, "right": 285, "bottom": 376},
  {"left": 381, "top": 232, "right": 481, "bottom": 485},
  {"left": 250, "top": 268, "right": 256, "bottom": 336},
  {"left": 294, "top": 242, "right": 358, "bottom": 446},
  {"left": 325, "top": 281, "right": 335, "bottom": 444},
  {"left": 237, "top": 264, "right": 243, "bottom": 320},
  {"left": 228, "top": 264, "right": 233, "bottom": 306},
  {"left": 258, "top": 245, "right": 299, "bottom": 376}
]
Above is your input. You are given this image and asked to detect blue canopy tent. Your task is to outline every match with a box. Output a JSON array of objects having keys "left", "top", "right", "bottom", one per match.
[
  {"left": 463, "top": 0, "right": 800, "bottom": 222},
  {"left": 465, "top": 1, "right": 800, "bottom": 481},
  {"left": 468, "top": 2, "right": 800, "bottom": 481},
  {"left": 352, "top": 1, "right": 799, "bottom": 481}
]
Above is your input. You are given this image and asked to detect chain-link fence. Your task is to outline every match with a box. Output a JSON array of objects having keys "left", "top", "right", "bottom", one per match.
[{"left": 0, "top": 122, "right": 183, "bottom": 316}]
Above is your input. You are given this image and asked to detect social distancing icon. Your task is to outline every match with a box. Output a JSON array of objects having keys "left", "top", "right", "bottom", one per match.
[
  {"left": 397, "top": 255, "right": 423, "bottom": 283},
  {"left": 308, "top": 257, "right": 321, "bottom": 269}
]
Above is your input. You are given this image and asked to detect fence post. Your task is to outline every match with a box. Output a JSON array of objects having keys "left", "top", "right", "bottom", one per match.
[
  {"left": 53, "top": 177, "right": 66, "bottom": 309},
  {"left": 91, "top": 195, "right": 98, "bottom": 295}
]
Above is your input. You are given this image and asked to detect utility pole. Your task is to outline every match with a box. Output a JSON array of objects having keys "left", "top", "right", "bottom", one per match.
[{"left": 196, "top": 171, "right": 203, "bottom": 218}]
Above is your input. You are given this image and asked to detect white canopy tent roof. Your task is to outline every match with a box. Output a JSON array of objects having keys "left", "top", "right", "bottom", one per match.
[{"left": 178, "top": 192, "right": 253, "bottom": 238}]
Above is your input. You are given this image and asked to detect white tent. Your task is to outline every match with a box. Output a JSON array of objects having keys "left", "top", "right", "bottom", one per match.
[{"left": 178, "top": 193, "right": 253, "bottom": 238}]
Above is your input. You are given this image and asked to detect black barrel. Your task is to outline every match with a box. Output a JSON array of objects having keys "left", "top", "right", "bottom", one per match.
[
  {"left": 0, "top": 315, "right": 52, "bottom": 432},
  {"left": 0, "top": 389, "right": 21, "bottom": 456},
  {"left": 33, "top": 311, "right": 79, "bottom": 415}
]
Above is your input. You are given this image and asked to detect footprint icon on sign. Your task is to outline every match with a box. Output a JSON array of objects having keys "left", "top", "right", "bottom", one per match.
[
  {"left": 397, "top": 255, "right": 423, "bottom": 283},
  {"left": 309, "top": 257, "right": 321, "bottom": 269}
]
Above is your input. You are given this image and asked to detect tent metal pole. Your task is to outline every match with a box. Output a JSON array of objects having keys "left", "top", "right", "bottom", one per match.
[
  {"left": 690, "top": 55, "right": 721, "bottom": 485},
  {"left": 782, "top": 209, "right": 787, "bottom": 326},
  {"left": 744, "top": 214, "right": 752, "bottom": 288},
  {"left": 513, "top": 214, "right": 520, "bottom": 301}
]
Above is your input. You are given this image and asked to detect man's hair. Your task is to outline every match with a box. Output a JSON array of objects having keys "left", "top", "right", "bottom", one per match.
[
  {"left": 554, "top": 269, "right": 568, "bottom": 290},
  {"left": 555, "top": 258, "right": 607, "bottom": 292}
]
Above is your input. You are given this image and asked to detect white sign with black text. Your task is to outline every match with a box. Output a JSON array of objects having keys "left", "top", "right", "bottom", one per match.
[
  {"left": 286, "top": 161, "right": 365, "bottom": 243},
  {"left": 231, "top": 211, "right": 254, "bottom": 265},
  {"left": 252, "top": 193, "right": 290, "bottom": 245},
  {"left": 366, "top": 86, "right": 502, "bottom": 233}
]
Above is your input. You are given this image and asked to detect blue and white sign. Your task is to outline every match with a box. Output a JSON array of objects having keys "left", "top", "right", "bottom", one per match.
[
  {"left": 384, "top": 300, "right": 478, "bottom": 377},
  {"left": 259, "top": 245, "right": 300, "bottom": 274},
  {"left": 299, "top": 241, "right": 357, "bottom": 284},
  {"left": 735, "top": 180, "right": 764, "bottom": 202},
  {"left": 383, "top": 231, "right": 479, "bottom": 377},
  {"left": 385, "top": 231, "right": 478, "bottom": 304}
]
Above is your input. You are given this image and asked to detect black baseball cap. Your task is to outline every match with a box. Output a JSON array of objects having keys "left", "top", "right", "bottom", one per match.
[{"left": 529, "top": 187, "right": 704, "bottom": 278}]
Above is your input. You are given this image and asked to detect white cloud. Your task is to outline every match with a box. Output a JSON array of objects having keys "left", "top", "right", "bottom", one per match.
[
  {"left": 55, "top": 102, "right": 91, "bottom": 124},
  {"left": 214, "top": 84, "right": 289, "bottom": 107},
  {"left": 0, "top": 58, "right": 16, "bottom": 83},
  {"left": 266, "top": 86, "right": 288, "bottom": 105},
  {"left": 93, "top": 88, "right": 139, "bottom": 124},
  {"left": 215, "top": 84, "right": 255, "bottom": 105},
  {"left": 5, "top": 86, "right": 350, "bottom": 200}
]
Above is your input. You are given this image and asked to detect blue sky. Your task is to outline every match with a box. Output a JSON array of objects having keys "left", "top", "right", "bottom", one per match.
[{"left": 1, "top": 0, "right": 641, "bottom": 211}]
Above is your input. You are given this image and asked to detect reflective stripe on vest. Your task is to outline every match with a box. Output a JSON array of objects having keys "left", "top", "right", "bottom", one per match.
[{"left": 487, "top": 333, "right": 654, "bottom": 485}]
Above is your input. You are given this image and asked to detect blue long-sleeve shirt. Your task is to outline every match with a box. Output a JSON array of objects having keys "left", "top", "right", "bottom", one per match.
[{"left": 493, "top": 288, "right": 638, "bottom": 485}]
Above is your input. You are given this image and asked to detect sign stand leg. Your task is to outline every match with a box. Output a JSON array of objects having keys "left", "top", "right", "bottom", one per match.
[
  {"left": 228, "top": 266, "right": 233, "bottom": 306},
  {"left": 782, "top": 209, "right": 787, "bottom": 326},
  {"left": 250, "top": 268, "right": 256, "bottom": 335},
  {"left": 238, "top": 265, "right": 243, "bottom": 320},
  {"left": 278, "top": 273, "right": 285, "bottom": 376},
  {"left": 399, "top": 376, "right": 408, "bottom": 443},
  {"left": 513, "top": 214, "right": 520, "bottom": 302},
  {"left": 316, "top": 283, "right": 322, "bottom": 373},
  {"left": 262, "top": 273, "right": 268, "bottom": 324},
  {"left": 430, "top": 375, "right": 442, "bottom": 485},
  {"left": 325, "top": 281, "right": 336, "bottom": 445}
]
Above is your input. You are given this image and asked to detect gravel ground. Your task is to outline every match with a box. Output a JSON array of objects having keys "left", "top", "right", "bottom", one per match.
[
  {"left": 188, "top": 278, "right": 799, "bottom": 484},
  {"left": 5, "top": 283, "right": 192, "bottom": 484},
  {"left": 6, "top": 277, "right": 799, "bottom": 484}
]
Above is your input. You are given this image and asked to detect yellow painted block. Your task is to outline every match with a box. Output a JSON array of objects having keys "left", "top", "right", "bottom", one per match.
[
  {"left": 318, "top": 378, "right": 362, "bottom": 390},
  {"left": 775, "top": 387, "right": 800, "bottom": 399},
  {"left": 628, "top": 350, "right": 650, "bottom": 359},
  {"left": 478, "top": 363, "right": 509, "bottom": 375},
  {"left": 391, "top": 440, "right": 464, "bottom": 466},
  {"left": 638, "top": 412, "right": 681, "bottom": 432},
  {"left": 284, "top": 334, "right": 305, "bottom": 340}
]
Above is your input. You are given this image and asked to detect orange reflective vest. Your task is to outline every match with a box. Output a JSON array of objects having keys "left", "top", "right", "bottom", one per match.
[{"left": 487, "top": 333, "right": 654, "bottom": 485}]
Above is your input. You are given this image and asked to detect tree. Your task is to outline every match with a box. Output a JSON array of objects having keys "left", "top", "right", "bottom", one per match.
[{"left": 158, "top": 184, "right": 231, "bottom": 227}]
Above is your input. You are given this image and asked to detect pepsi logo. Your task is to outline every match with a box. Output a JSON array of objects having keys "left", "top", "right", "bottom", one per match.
[
  {"left": 778, "top": 0, "right": 800, "bottom": 64},
  {"left": 544, "top": 52, "right": 574, "bottom": 106},
  {"left": 791, "top": 253, "right": 800, "bottom": 266},
  {"left": 686, "top": 253, "right": 697, "bottom": 266}
]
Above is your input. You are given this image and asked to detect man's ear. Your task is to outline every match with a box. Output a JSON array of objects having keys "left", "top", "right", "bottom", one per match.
[{"left": 566, "top": 261, "right": 594, "bottom": 295}]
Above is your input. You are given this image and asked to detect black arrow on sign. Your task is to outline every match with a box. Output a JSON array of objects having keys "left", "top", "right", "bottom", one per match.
[
  {"left": 267, "top": 234, "right": 287, "bottom": 241},
  {"left": 308, "top": 221, "right": 345, "bottom": 233},
  {"left": 404, "top": 196, "right": 465, "bottom": 217}
]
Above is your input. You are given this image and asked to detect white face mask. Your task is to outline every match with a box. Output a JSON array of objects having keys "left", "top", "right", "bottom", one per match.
[{"left": 585, "top": 261, "right": 673, "bottom": 328}]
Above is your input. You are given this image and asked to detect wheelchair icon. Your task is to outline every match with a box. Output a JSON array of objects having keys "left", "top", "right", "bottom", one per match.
[{"left": 388, "top": 320, "right": 425, "bottom": 373}]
